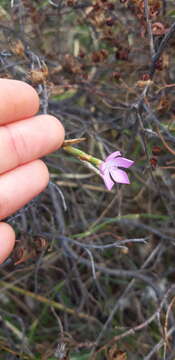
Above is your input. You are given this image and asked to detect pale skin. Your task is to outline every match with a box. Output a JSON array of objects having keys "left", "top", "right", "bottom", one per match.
[{"left": 0, "top": 79, "right": 65, "bottom": 264}]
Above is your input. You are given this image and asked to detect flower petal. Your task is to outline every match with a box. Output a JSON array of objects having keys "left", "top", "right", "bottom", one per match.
[
  {"left": 110, "top": 168, "right": 130, "bottom": 184},
  {"left": 101, "top": 169, "right": 114, "bottom": 190},
  {"left": 99, "top": 162, "right": 106, "bottom": 173},
  {"left": 105, "top": 151, "right": 121, "bottom": 162},
  {"left": 114, "top": 157, "right": 134, "bottom": 168}
]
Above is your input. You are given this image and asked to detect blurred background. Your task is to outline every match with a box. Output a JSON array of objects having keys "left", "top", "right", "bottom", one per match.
[{"left": 0, "top": 1, "right": 175, "bottom": 359}]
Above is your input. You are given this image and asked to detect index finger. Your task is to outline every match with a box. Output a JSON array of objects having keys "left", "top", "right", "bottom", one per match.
[{"left": 0, "top": 79, "right": 39, "bottom": 125}]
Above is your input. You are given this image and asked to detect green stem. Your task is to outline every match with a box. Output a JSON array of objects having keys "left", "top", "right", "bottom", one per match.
[
  {"left": 63, "top": 145, "right": 102, "bottom": 167},
  {"left": 0, "top": 281, "right": 97, "bottom": 323},
  {"left": 73, "top": 213, "right": 170, "bottom": 239}
]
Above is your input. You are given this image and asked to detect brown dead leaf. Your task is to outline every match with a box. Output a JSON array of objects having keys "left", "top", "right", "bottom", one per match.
[{"left": 107, "top": 344, "right": 127, "bottom": 360}]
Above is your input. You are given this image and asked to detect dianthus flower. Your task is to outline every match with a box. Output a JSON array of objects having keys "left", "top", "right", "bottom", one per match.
[{"left": 99, "top": 151, "right": 134, "bottom": 190}]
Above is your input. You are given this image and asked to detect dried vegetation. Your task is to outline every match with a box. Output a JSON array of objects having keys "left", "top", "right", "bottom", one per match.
[{"left": 0, "top": 0, "right": 175, "bottom": 359}]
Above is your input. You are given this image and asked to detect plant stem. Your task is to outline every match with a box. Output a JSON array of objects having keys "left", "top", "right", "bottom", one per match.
[{"left": 63, "top": 145, "right": 102, "bottom": 167}]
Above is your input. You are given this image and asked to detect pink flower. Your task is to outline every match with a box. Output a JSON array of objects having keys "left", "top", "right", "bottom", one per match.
[{"left": 99, "top": 151, "right": 134, "bottom": 190}]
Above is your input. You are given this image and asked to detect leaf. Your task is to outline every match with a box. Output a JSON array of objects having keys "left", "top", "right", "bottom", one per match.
[{"left": 107, "top": 345, "right": 127, "bottom": 360}]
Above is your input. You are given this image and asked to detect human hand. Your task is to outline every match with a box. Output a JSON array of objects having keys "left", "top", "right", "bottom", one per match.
[{"left": 0, "top": 79, "right": 64, "bottom": 264}]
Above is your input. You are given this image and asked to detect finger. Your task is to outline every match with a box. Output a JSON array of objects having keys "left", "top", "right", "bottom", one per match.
[
  {"left": 0, "top": 223, "right": 15, "bottom": 264},
  {"left": 0, "top": 160, "right": 49, "bottom": 219},
  {"left": 0, "top": 114, "right": 65, "bottom": 174},
  {"left": 0, "top": 79, "right": 39, "bottom": 125}
]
